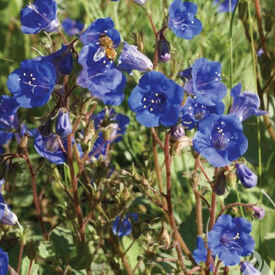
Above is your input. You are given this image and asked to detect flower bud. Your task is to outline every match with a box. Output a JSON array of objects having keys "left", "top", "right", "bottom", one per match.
[
  {"left": 0, "top": 203, "right": 18, "bottom": 225},
  {"left": 55, "top": 108, "right": 72, "bottom": 137},
  {"left": 213, "top": 169, "right": 227, "bottom": 196},
  {"left": 250, "top": 206, "right": 265, "bottom": 220},
  {"left": 157, "top": 38, "right": 171, "bottom": 63},
  {"left": 117, "top": 42, "right": 153, "bottom": 73},
  {"left": 240, "top": 261, "right": 261, "bottom": 275},
  {"left": 235, "top": 164, "right": 257, "bottom": 188},
  {"left": 171, "top": 125, "right": 185, "bottom": 140}
]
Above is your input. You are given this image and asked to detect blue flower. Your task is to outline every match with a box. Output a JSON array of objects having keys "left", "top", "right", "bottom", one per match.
[
  {"left": 34, "top": 131, "right": 66, "bottom": 164},
  {"left": 208, "top": 215, "right": 255, "bottom": 266},
  {"left": 0, "top": 131, "right": 13, "bottom": 153},
  {"left": 112, "top": 213, "right": 138, "bottom": 237},
  {"left": 184, "top": 58, "right": 227, "bottom": 106},
  {"left": 20, "top": 0, "right": 59, "bottom": 34},
  {"left": 0, "top": 193, "right": 18, "bottom": 226},
  {"left": 168, "top": 0, "right": 202, "bottom": 40},
  {"left": 117, "top": 42, "right": 153, "bottom": 73},
  {"left": 62, "top": 18, "right": 84, "bottom": 36},
  {"left": 80, "top": 17, "right": 120, "bottom": 48},
  {"left": 46, "top": 45, "right": 73, "bottom": 75},
  {"left": 0, "top": 247, "right": 8, "bottom": 275},
  {"left": 241, "top": 262, "right": 261, "bottom": 275},
  {"left": 7, "top": 58, "right": 56, "bottom": 108},
  {"left": 0, "top": 96, "right": 19, "bottom": 130},
  {"left": 180, "top": 97, "right": 224, "bottom": 130},
  {"left": 55, "top": 109, "right": 72, "bottom": 138},
  {"left": 230, "top": 83, "right": 267, "bottom": 122},
  {"left": 235, "top": 163, "right": 257, "bottom": 188},
  {"left": 193, "top": 236, "right": 207, "bottom": 264},
  {"left": 213, "top": 0, "right": 238, "bottom": 13},
  {"left": 128, "top": 71, "right": 184, "bottom": 127},
  {"left": 89, "top": 132, "right": 108, "bottom": 160},
  {"left": 179, "top": 66, "right": 192, "bottom": 81},
  {"left": 193, "top": 114, "right": 248, "bottom": 167},
  {"left": 77, "top": 45, "right": 126, "bottom": 106}
]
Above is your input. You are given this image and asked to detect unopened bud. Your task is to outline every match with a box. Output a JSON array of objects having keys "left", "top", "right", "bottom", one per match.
[
  {"left": 213, "top": 169, "right": 227, "bottom": 196},
  {"left": 55, "top": 108, "right": 72, "bottom": 138},
  {"left": 157, "top": 34, "right": 171, "bottom": 63},
  {"left": 0, "top": 203, "right": 18, "bottom": 225},
  {"left": 250, "top": 206, "right": 265, "bottom": 220},
  {"left": 171, "top": 125, "right": 185, "bottom": 140}
]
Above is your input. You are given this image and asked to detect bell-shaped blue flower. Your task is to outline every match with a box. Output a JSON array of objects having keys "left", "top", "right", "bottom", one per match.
[
  {"left": 241, "top": 262, "right": 261, "bottom": 275},
  {"left": 235, "top": 163, "right": 257, "bottom": 188},
  {"left": 7, "top": 58, "right": 56, "bottom": 108},
  {"left": 230, "top": 83, "right": 267, "bottom": 122},
  {"left": 0, "top": 96, "right": 19, "bottom": 130},
  {"left": 168, "top": 0, "right": 202, "bottom": 40},
  {"left": 0, "top": 193, "right": 18, "bottom": 226},
  {"left": 193, "top": 236, "right": 207, "bottom": 264},
  {"left": 208, "top": 215, "right": 255, "bottom": 266},
  {"left": 0, "top": 247, "right": 8, "bottom": 275},
  {"left": 213, "top": 0, "right": 238, "bottom": 13},
  {"left": 184, "top": 58, "right": 227, "bottom": 106},
  {"left": 193, "top": 114, "right": 248, "bottom": 167},
  {"left": 34, "top": 131, "right": 66, "bottom": 164},
  {"left": 180, "top": 97, "right": 225, "bottom": 130},
  {"left": 80, "top": 17, "right": 120, "bottom": 48},
  {"left": 55, "top": 109, "right": 72, "bottom": 138},
  {"left": 117, "top": 42, "right": 153, "bottom": 73},
  {"left": 77, "top": 45, "right": 126, "bottom": 106},
  {"left": 46, "top": 45, "right": 73, "bottom": 75},
  {"left": 20, "top": 0, "right": 59, "bottom": 34},
  {"left": 112, "top": 213, "right": 138, "bottom": 237},
  {"left": 62, "top": 19, "right": 84, "bottom": 36},
  {"left": 128, "top": 71, "right": 184, "bottom": 127}
]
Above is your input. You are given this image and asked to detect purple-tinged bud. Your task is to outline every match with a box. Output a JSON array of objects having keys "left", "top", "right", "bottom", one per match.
[
  {"left": 240, "top": 261, "right": 261, "bottom": 275},
  {"left": 55, "top": 108, "right": 72, "bottom": 138},
  {"left": 250, "top": 206, "right": 265, "bottom": 220},
  {"left": 236, "top": 163, "right": 257, "bottom": 188},
  {"left": 171, "top": 125, "right": 185, "bottom": 140},
  {"left": 117, "top": 42, "right": 153, "bottom": 73},
  {"left": 134, "top": 0, "right": 147, "bottom": 5},
  {"left": 158, "top": 39, "right": 171, "bottom": 63},
  {"left": 213, "top": 169, "right": 227, "bottom": 196},
  {"left": 0, "top": 203, "right": 18, "bottom": 225}
]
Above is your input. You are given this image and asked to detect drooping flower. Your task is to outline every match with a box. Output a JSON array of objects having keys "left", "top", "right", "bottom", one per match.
[
  {"left": 112, "top": 213, "right": 138, "bottom": 237},
  {"left": 0, "top": 193, "right": 18, "bottom": 225},
  {"left": 55, "top": 109, "right": 72, "bottom": 138},
  {"left": 62, "top": 18, "right": 84, "bottom": 36},
  {"left": 80, "top": 17, "right": 120, "bottom": 48},
  {"left": 235, "top": 164, "right": 257, "bottom": 188},
  {"left": 7, "top": 58, "right": 56, "bottom": 108},
  {"left": 193, "top": 114, "right": 248, "bottom": 167},
  {"left": 240, "top": 261, "right": 261, "bottom": 275},
  {"left": 230, "top": 83, "right": 267, "bottom": 122},
  {"left": 34, "top": 131, "right": 66, "bottom": 164},
  {"left": 208, "top": 215, "right": 255, "bottom": 266},
  {"left": 20, "top": 0, "right": 59, "bottom": 34},
  {"left": 193, "top": 236, "right": 207, "bottom": 264},
  {"left": 0, "top": 247, "right": 8, "bottom": 275},
  {"left": 117, "top": 42, "right": 153, "bottom": 73},
  {"left": 128, "top": 71, "right": 184, "bottom": 127},
  {"left": 0, "top": 96, "right": 19, "bottom": 130},
  {"left": 168, "top": 0, "right": 202, "bottom": 40},
  {"left": 180, "top": 97, "right": 224, "bottom": 130},
  {"left": 213, "top": 0, "right": 238, "bottom": 13},
  {"left": 184, "top": 58, "right": 227, "bottom": 106},
  {"left": 77, "top": 45, "right": 126, "bottom": 106},
  {"left": 250, "top": 206, "right": 265, "bottom": 220}
]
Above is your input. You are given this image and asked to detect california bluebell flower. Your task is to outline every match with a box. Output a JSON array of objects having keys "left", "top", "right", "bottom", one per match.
[
  {"left": 128, "top": 71, "right": 184, "bottom": 127},
  {"left": 62, "top": 18, "right": 84, "bottom": 36},
  {"left": 207, "top": 215, "right": 255, "bottom": 266},
  {"left": 55, "top": 109, "right": 72, "bottom": 138},
  {"left": 179, "top": 66, "right": 192, "bottom": 81},
  {"left": 250, "top": 206, "right": 265, "bottom": 220},
  {"left": 46, "top": 45, "right": 73, "bottom": 75},
  {"left": 157, "top": 35, "right": 171, "bottom": 63},
  {"left": 230, "top": 83, "right": 267, "bottom": 122},
  {"left": 235, "top": 163, "right": 257, "bottom": 188},
  {"left": 89, "top": 132, "right": 108, "bottom": 160},
  {"left": 117, "top": 42, "right": 153, "bottom": 73},
  {"left": 213, "top": 0, "right": 238, "bottom": 13},
  {"left": 184, "top": 58, "right": 227, "bottom": 106},
  {"left": 241, "top": 261, "right": 261, "bottom": 275},
  {"left": 0, "top": 131, "right": 13, "bottom": 154},
  {"left": 0, "top": 96, "right": 19, "bottom": 130},
  {"left": 0, "top": 193, "right": 18, "bottom": 225},
  {"left": 193, "top": 236, "right": 207, "bottom": 264},
  {"left": 180, "top": 97, "right": 225, "bottom": 130},
  {"left": 7, "top": 58, "right": 56, "bottom": 108},
  {"left": 168, "top": 0, "right": 202, "bottom": 40},
  {"left": 80, "top": 17, "right": 120, "bottom": 48},
  {"left": 193, "top": 114, "right": 248, "bottom": 167},
  {"left": 0, "top": 247, "right": 8, "bottom": 275},
  {"left": 34, "top": 131, "right": 66, "bottom": 164},
  {"left": 77, "top": 45, "right": 126, "bottom": 106},
  {"left": 20, "top": 0, "right": 59, "bottom": 34},
  {"left": 112, "top": 213, "right": 138, "bottom": 237}
]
